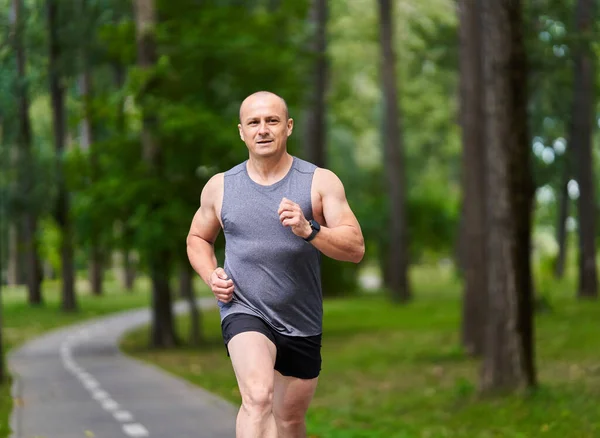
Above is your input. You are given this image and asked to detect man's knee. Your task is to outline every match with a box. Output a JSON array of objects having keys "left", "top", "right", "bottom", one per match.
[
  {"left": 273, "top": 405, "right": 306, "bottom": 430},
  {"left": 241, "top": 383, "right": 274, "bottom": 416}
]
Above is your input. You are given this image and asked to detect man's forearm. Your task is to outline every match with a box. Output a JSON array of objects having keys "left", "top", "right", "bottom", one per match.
[
  {"left": 309, "top": 225, "right": 364, "bottom": 263},
  {"left": 186, "top": 235, "right": 218, "bottom": 285}
]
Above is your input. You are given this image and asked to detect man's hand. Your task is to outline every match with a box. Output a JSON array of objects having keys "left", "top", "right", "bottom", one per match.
[
  {"left": 210, "top": 267, "right": 234, "bottom": 303},
  {"left": 278, "top": 197, "right": 311, "bottom": 238}
]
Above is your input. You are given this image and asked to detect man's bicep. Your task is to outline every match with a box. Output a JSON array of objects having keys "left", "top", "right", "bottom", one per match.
[
  {"left": 189, "top": 204, "right": 221, "bottom": 244},
  {"left": 319, "top": 170, "right": 361, "bottom": 229}
]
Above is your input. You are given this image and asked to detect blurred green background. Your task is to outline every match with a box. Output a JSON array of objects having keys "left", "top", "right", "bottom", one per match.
[{"left": 1, "top": 0, "right": 599, "bottom": 436}]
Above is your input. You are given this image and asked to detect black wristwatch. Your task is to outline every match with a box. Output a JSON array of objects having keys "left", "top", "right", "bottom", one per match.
[{"left": 304, "top": 219, "right": 321, "bottom": 242}]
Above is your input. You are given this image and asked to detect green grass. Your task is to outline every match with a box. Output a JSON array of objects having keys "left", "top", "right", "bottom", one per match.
[
  {"left": 121, "top": 265, "right": 600, "bottom": 438},
  {"left": 0, "top": 276, "right": 155, "bottom": 437}
]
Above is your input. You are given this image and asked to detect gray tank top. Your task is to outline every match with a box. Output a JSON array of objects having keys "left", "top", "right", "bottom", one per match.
[{"left": 218, "top": 156, "right": 323, "bottom": 337}]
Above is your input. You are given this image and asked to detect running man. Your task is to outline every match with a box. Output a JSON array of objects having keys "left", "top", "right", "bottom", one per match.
[{"left": 186, "top": 91, "right": 365, "bottom": 438}]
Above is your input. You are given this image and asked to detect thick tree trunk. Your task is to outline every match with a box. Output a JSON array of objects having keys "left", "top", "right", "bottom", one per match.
[
  {"left": 134, "top": 0, "right": 178, "bottom": 347},
  {"left": 150, "top": 254, "right": 177, "bottom": 348},
  {"left": 13, "top": 0, "right": 42, "bottom": 303},
  {"left": 303, "top": 0, "right": 328, "bottom": 168},
  {"left": 571, "top": 0, "right": 598, "bottom": 299},
  {"left": 179, "top": 267, "right": 202, "bottom": 346},
  {"left": 377, "top": 0, "right": 410, "bottom": 302},
  {"left": 457, "top": 0, "right": 486, "bottom": 357},
  {"left": 47, "top": 0, "right": 76, "bottom": 311},
  {"left": 480, "top": 0, "right": 536, "bottom": 393}
]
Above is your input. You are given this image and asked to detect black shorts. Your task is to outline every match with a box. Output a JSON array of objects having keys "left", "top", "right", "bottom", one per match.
[{"left": 221, "top": 313, "right": 322, "bottom": 380}]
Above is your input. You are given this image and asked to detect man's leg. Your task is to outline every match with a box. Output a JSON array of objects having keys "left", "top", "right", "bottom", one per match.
[
  {"left": 272, "top": 371, "right": 319, "bottom": 438},
  {"left": 228, "top": 331, "right": 278, "bottom": 438}
]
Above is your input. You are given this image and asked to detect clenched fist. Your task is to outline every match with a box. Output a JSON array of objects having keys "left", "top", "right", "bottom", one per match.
[
  {"left": 210, "top": 267, "right": 234, "bottom": 303},
  {"left": 278, "top": 197, "right": 312, "bottom": 239}
]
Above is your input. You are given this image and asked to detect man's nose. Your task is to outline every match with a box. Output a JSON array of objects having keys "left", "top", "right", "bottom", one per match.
[{"left": 258, "top": 121, "right": 269, "bottom": 135}]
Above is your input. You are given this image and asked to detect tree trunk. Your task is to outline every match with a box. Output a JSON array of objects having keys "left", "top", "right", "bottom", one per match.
[
  {"left": 47, "top": 0, "right": 76, "bottom": 311},
  {"left": 179, "top": 266, "right": 202, "bottom": 346},
  {"left": 113, "top": 64, "right": 137, "bottom": 292},
  {"left": 150, "top": 254, "right": 178, "bottom": 348},
  {"left": 13, "top": 0, "right": 42, "bottom": 303},
  {"left": 79, "top": 58, "right": 104, "bottom": 296},
  {"left": 571, "top": 0, "right": 598, "bottom": 299},
  {"left": 134, "top": 0, "right": 178, "bottom": 347},
  {"left": 122, "top": 249, "right": 136, "bottom": 291},
  {"left": 480, "top": 0, "right": 536, "bottom": 393},
  {"left": 303, "top": 0, "right": 328, "bottom": 168},
  {"left": 377, "top": 0, "right": 410, "bottom": 302},
  {"left": 457, "top": 0, "right": 486, "bottom": 357},
  {"left": 555, "top": 170, "right": 569, "bottom": 279}
]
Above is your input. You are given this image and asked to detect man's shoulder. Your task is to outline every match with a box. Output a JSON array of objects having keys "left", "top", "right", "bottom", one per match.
[
  {"left": 292, "top": 156, "right": 319, "bottom": 174},
  {"left": 223, "top": 161, "right": 247, "bottom": 177},
  {"left": 313, "top": 167, "right": 344, "bottom": 194}
]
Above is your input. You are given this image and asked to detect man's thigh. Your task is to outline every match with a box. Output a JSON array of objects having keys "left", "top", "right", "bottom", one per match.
[
  {"left": 223, "top": 314, "right": 278, "bottom": 395},
  {"left": 273, "top": 371, "right": 319, "bottom": 419},
  {"left": 228, "top": 331, "right": 277, "bottom": 396}
]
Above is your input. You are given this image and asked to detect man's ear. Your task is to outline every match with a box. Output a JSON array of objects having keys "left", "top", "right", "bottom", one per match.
[
  {"left": 238, "top": 124, "right": 244, "bottom": 141},
  {"left": 287, "top": 118, "right": 294, "bottom": 136}
]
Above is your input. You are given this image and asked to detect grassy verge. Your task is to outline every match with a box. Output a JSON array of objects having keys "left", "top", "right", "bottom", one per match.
[
  {"left": 0, "top": 277, "right": 155, "bottom": 437},
  {"left": 121, "top": 265, "right": 600, "bottom": 437}
]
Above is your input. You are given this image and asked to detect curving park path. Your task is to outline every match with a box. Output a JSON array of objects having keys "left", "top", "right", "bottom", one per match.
[{"left": 8, "top": 298, "right": 237, "bottom": 438}]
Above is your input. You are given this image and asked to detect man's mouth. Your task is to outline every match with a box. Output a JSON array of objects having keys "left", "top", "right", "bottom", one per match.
[{"left": 257, "top": 140, "right": 273, "bottom": 144}]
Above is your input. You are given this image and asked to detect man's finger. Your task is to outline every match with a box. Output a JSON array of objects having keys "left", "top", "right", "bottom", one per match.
[{"left": 215, "top": 268, "right": 229, "bottom": 280}]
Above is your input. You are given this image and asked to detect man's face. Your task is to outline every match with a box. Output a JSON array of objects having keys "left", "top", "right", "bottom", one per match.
[{"left": 238, "top": 95, "right": 293, "bottom": 158}]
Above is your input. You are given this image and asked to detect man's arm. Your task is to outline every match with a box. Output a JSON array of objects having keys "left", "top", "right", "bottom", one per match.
[
  {"left": 309, "top": 169, "right": 365, "bottom": 263},
  {"left": 186, "top": 173, "right": 234, "bottom": 302}
]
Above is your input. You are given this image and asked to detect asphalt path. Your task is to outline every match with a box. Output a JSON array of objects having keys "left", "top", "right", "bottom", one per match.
[{"left": 8, "top": 298, "right": 237, "bottom": 438}]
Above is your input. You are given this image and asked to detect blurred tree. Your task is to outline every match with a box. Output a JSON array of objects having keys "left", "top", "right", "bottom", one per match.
[
  {"left": 178, "top": 261, "right": 202, "bottom": 346},
  {"left": 571, "top": 0, "right": 598, "bottom": 299},
  {"left": 303, "top": 0, "right": 328, "bottom": 169},
  {"left": 47, "top": 0, "right": 77, "bottom": 311},
  {"left": 457, "top": 0, "right": 486, "bottom": 357},
  {"left": 377, "top": 0, "right": 410, "bottom": 302},
  {"left": 77, "top": 0, "right": 105, "bottom": 296},
  {"left": 133, "top": 0, "right": 178, "bottom": 347},
  {"left": 480, "top": 0, "right": 536, "bottom": 392},
  {"left": 12, "top": 0, "right": 43, "bottom": 304}
]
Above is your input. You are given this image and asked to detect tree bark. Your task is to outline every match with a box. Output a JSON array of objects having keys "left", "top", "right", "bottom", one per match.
[
  {"left": 179, "top": 266, "right": 202, "bottom": 346},
  {"left": 133, "top": 0, "right": 178, "bottom": 347},
  {"left": 150, "top": 253, "right": 177, "bottom": 348},
  {"left": 457, "top": 0, "right": 486, "bottom": 357},
  {"left": 377, "top": 0, "right": 410, "bottom": 302},
  {"left": 303, "top": 0, "right": 328, "bottom": 168},
  {"left": 571, "top": 0, "right": 598, "bottom": 299},
  {"left": 480, "top": 0, "right": 536, "bottom": 393},
  {"left": 47, "top": 0, "right": 76, "bottom": 311}
]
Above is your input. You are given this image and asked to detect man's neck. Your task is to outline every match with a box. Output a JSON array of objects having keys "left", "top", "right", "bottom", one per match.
[{"left": 246, "top": 152, "right": 293, "bottom": 185}]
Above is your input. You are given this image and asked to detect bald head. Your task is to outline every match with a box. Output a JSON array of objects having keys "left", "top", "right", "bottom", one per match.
[{"left": 239, "top": 91, "right": 289, "bottom": 122}]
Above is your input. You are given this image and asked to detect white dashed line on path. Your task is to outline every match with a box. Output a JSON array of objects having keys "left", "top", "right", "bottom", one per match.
[
  {"left": 114, "top": 410, "right": 134, "bottom": 422},
  {"left": 59, "top": 325, "right": 150, "bottom": 436},
  {"left": 123, "top": 423, "right": 150, "bottom": 437}
]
